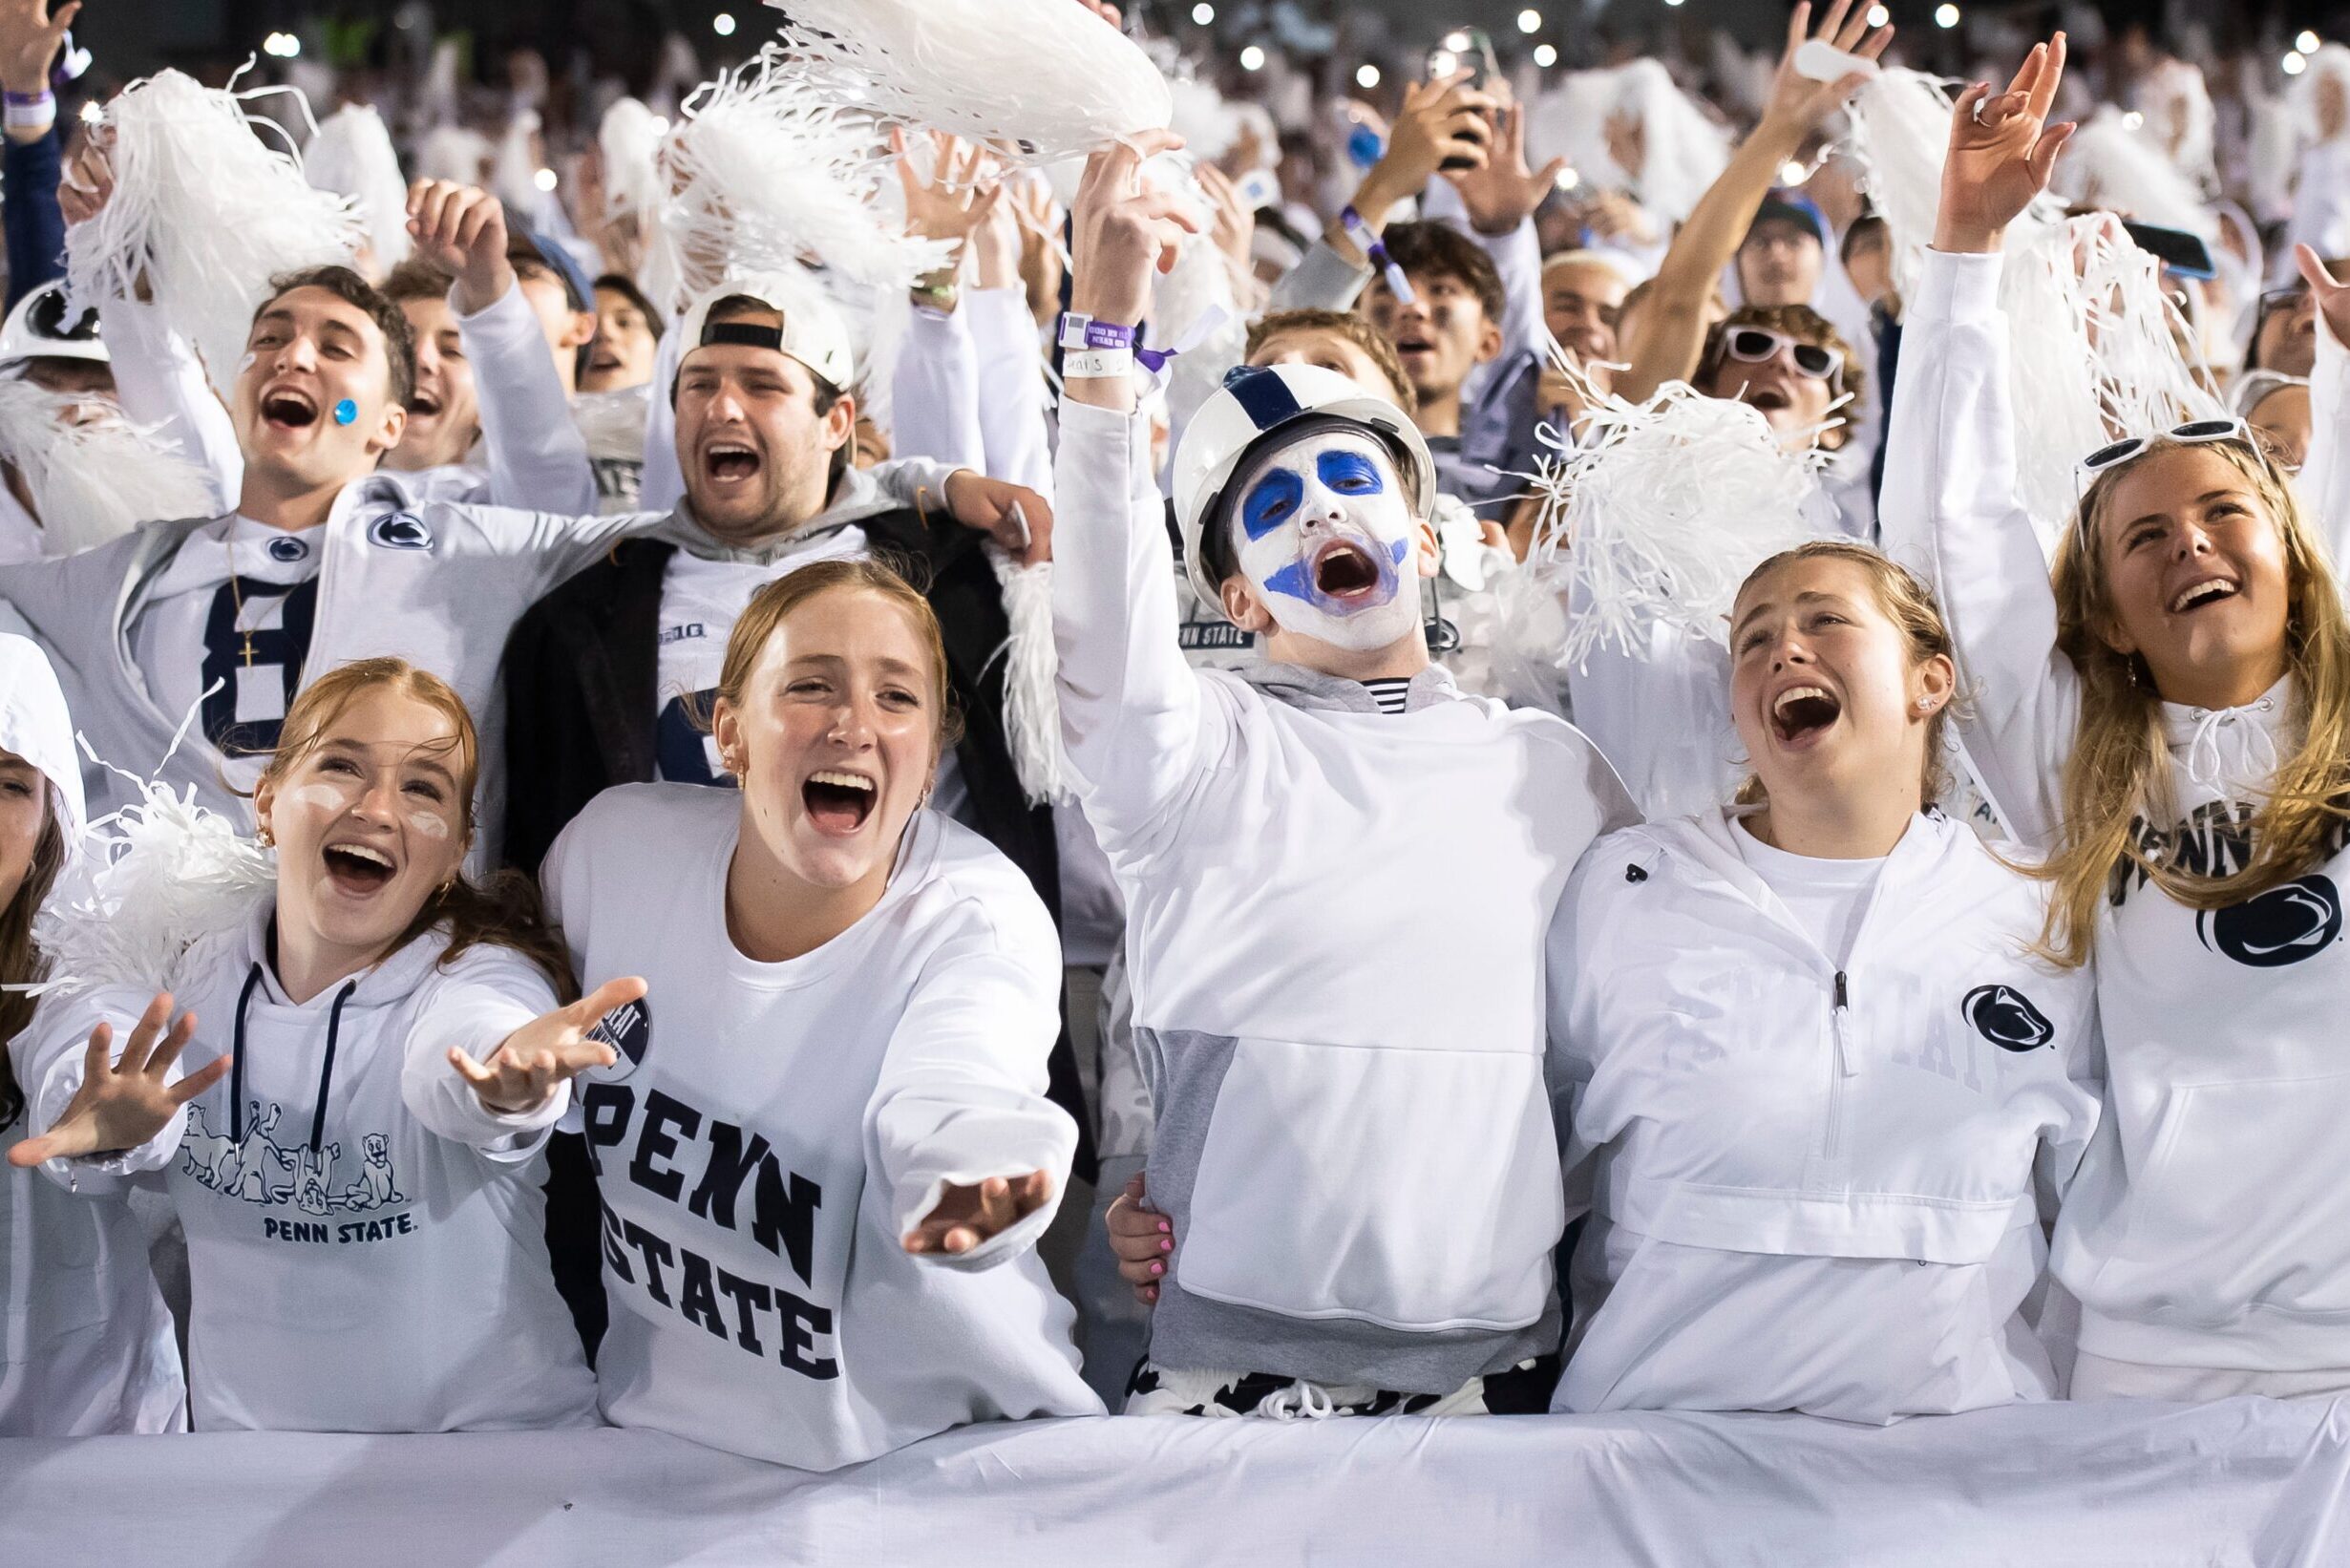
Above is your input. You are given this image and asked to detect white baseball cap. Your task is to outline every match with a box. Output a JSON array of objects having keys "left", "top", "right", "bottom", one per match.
[
  {"left": 0, "top": 283, "right": 109, "bottom": 368},
  {"left": 676, "top": 270, "right": 855, "bottom": 393}
]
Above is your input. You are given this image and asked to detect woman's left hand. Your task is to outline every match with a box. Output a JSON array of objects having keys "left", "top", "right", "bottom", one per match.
[
  {"left": 903, "top": 1169, "right": 1054, "bottom": 1256},
  {"left": 2297, "top": 244, "right": 2350, "bottom": 348},
  {"left": 451, "top": 975, "right": 647, "bottom": 1114}
]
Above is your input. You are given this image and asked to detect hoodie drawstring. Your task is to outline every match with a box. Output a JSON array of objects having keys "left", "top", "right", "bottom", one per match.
[
  {"left": 228, "top": 962, "right": 362, "bottom": 1153},
  {"left": 2180, "top": 694, "right": 2281, "bottom": 806}
]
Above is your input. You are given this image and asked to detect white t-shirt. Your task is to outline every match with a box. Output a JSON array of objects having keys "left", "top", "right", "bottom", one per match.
[
  {"left": 542, "top": 784, "right": 1099, "bottom": 1469},
  {"left": 1730, "top": 817, "right": 1887, "bottom": 967},
  {"left": 126, "top": 516, "right": 327, "bottom": 792}
]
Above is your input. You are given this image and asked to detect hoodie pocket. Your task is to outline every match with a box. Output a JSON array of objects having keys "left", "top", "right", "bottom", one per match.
[
  {"left": 1177, "top": 1038, "right": 1563, "bottom": 1332},
  {"left": 2088, "top": 1073, "right": 2350, "bottom": 1324}
]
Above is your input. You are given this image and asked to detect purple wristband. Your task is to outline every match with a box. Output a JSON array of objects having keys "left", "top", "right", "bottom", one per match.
[
  {"left": 1340, "top": 205, "right": 1415, "bottom": 306},
  {"left": 1060, "top": 312, "right": 1177, "bottom": 374},
  {"left": 3, "top": 89, "right": 53, "bottom": 106}
]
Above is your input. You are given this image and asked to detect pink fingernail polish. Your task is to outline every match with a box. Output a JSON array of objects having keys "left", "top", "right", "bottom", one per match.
[
  {"left": 1159, "top": 1238, "right": 1172, "bottom": 1252},
  {"left": 1150, "top": 1261, "right": 1163, "bottom": 1276},
  {"left": 1157, "top": 1219, "right": 1171, "bottom": 1233}
]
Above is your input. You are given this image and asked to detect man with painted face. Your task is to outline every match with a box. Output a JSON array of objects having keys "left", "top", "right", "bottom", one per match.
[{"left": 1054, "top": 135, "right": 1636, "bottom": 1419}]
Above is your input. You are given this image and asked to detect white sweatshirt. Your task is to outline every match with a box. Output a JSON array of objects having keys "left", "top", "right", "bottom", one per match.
[
  {"left": 11, "top": 908, "right": 601, "bottom": 1432},
  {"left": 1051, "top": 396, "right": 1637, "bottom": 1393},
  {"left": 541, "top": 785, "right": 1099, "bottom": 1470},
  {"left": 1549, "top": 807, "right": 2101, "bottom": 1423},
  {"left": 1881, "top": 245, "right": 2350, "bottom": 1380}
]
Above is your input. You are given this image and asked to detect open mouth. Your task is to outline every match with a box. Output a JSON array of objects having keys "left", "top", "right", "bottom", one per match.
[
  {"left": 407, "top": 388, "right": 444, "bottom": 418},
  {"left": 1392, "top": 333, "right": 1435, "bottom": 358},
  {"left": 1747, "top": 387, "right": 1791, "bottom": 413},
  {"left": 1770, "top": 684, "right": 1842, "bottom": 747},
  {"left": 1311, "top": 539, "right": 1384, "bottom": 600},
  {"left": 321, "top": 840, "right": 397, "bottom": 894},
  {"left": 704, "top": 440, "right": 761, "bottom": 483},
  {"left": 589, "top": 348, "right": 623, "bottom": 372},
  {"left": 801, "top": 769, "right": 877, "bottom": 835},
  {"left": 262, "top": 388, "right": 319, "bottom": 430},
  {"left": 2170, "top": 578, "right": 2240, "bottom": 614}
]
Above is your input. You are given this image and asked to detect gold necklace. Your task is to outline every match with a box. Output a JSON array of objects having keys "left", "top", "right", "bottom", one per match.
[{"left": 223, "top": 531, "right": 257, "bottom": 667}]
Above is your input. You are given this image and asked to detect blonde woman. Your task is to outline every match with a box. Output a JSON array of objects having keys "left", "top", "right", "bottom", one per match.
[{"left": 1883, "top": 34, "right": 2350, "bottom": 1398}]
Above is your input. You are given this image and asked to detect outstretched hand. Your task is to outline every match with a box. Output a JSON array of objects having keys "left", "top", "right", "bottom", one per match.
[
  {"left": 903, "top": 1169, "right": 1054, "bottom": 1256},
  {"left": 1761, "top": 0, "right": 1895, "bottom": 139},
  {"left": 1448, "top": 94, "right": 1568, "bottom": 238},
  {"left": 1936, "top": 34, "right": 2075, "bottom": 255},
  {"left": 406, "top": 180, "right": 516, "bottom": 315},
  {"left": 451, "top": 975, "right": 646, "bottom": 1115},
  {"left": 8, "top": 994, "right": 223, "bottom": 1168},
  {"left": 1069, "top": 129, "right": 1198, "bottom": 332},
  {"left": 2296, "top": 244, "right": 2350, "bottom": 350},
  {"left": 0, "top": 0, "right": 75, "bottom": 100}
]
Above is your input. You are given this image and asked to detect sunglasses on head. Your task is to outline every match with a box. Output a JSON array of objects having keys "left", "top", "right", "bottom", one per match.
[
  {"left": 2079, "top": 417, "right": 2250, "bottom": 476},
  {"left": 1719, "top": 327, "right": 1841, "bottom": 382}
]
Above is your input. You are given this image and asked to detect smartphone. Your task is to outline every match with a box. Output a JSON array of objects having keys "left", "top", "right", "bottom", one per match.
[
  {"left": 1426, "top": 26, "right": 1500, "bottom": 171},
  {"left": 2123, "top": 221, "right": 2218, "bottom": 281}
]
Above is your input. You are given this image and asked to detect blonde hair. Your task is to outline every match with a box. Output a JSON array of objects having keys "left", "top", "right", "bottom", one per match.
[
  {"left": 255, "top": 658, "right": 576, "bottom": 999},
  {"left": 2037, "top": 436, "right": 2350, "bottom": 964},
  {"left": 707, "top": 557, "right": 964, "bottom": 754},
  {"left": 1730, "top": 540, "right": 1958, "bottom": 807}
]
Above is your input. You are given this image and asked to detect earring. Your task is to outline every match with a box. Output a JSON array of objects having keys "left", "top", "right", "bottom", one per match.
[
  {"left": 257, "top": 825, "right": 275, "bottom": 848},
  {"left": 1916, "top": 696, "right": 1934, "bottom": 712}
]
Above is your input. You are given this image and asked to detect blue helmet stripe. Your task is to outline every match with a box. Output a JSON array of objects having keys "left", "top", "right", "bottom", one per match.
[{"left": 1225, "top": 367, "right": 1303, "bottom": 431}]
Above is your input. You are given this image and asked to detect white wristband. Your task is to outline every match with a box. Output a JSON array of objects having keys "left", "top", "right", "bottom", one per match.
[
  {"left": 1063, "top": 348, "right": 1133, "bottom": 380},
  {"left": 3, "top": 98, "right": 53, "bottom": 133}
]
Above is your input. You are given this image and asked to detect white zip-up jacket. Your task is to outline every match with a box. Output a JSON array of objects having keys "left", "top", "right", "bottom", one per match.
[
  {"left": 1880, "top": 245, "right": 2350, "bottom": 1377},
  {"left": 544, "top": 785, "right": 1098, "bottom": 1470},
  {"left": 1550, "top": 807, "right": 2101, "bottom": 1422},
  {"left": 1052, "top": 396, "right": 1637, "bottom": 1394},
  {"left": 11, "top": 908, "right": 601, "bottom": 1432}
]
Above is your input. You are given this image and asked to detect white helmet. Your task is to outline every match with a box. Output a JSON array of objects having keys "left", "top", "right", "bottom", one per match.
[
  {"left": 1173, "top": 362, "right": 1435, "bottom": 615},
  {"left": 0, "top": 283, "right": 107, "bottom": 368}
]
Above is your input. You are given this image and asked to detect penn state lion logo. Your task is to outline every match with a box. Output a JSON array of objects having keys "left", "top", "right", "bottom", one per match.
[
  {"left": 2197, "top": 875, "right": 2343, "bottom": 968},
  {"left": 1960, "top": 985, "right": 2055, "bottom": 1052},
  {"left": 367, "top": 511, "right": 434, "bottom": 551}
]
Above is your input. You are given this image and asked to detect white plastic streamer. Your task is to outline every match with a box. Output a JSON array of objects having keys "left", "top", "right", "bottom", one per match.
[
  {"left": 984, "top": 546, "right": 1069, "bottom": 805},
  {"left": 413, "top": 123, "right": 492, "bottom": 186},
  {"left": 0, "top": 378, "right": 218, "bottom": 555},
  {"left": 597, "top": 96, "right": 666, "bottom": 233},
  {"left": 65, "top": 70, "right": 362, "bottom": 401},
  {"left": 2053, "top": 106, "right": 2216, "bottom": 239},
  {"left": 1526, "top": 60, "right": 1730, "bottom": 225},
  {"left": 762, "top": 0, "right": 1173, "bottom": 165},
  {"left": 641, "top": 46, "right": 952, "bottom": 320},
  {"left": 304, "top": 104, "right": 413, "bottom": 272},
  {"left": 28, "top": 731, "right": 273, "bottom": 999},
  {"left": 1511, "top": 363, "right": 1828, "bottom": 670}
]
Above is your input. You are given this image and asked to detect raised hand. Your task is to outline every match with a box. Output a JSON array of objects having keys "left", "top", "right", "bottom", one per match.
[
  {"left": 1193, "top": 160, "right": 1257, "bottom": 281},
  {"left": 8, "top": 994, "right": 223, "bottom": 1168},
  {"left": 0, "top": 0, "right": 76, "bottom": 100},
  {"left": 895, "top": 129, "right": 1003, "bottom": 252},
  {"left": 1364, "top": 73, "right": 1494, "bottom": 216},
  {"left": 1069, "top": 129, "right": 1198, "bottom": 328},
  {"left": 1448, "top": 93, "right": 1569, "bottom": 237},
  {"left": 1936, "top": 34, "right": 2075, "bottom": 255},
  {"left": 1761, "top": 0, "right": 1895, "bottom": 139},
  {"left": 1105, "top": 1170, "right": 1174, "bottom": 1304},
  {"left": 2296, "top": 244, "right": 2350, "bottom": 350},
  {"left": 405, "top": 180, "right": 516, "bottom": 315},
  {"left": 903, "top": 1169, "right": 1054, "bottom": 1256},
  {"left": 450, "top": 975, "right": 646, "bottom": 1115},
  {"left": 55, "top": 132, "right": 111, "bottom": 226},
  {"left": 942, "top": 471, "right": 1053, "bottom": 566}
]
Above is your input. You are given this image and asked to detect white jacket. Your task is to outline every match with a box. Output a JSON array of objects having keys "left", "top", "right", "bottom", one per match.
[
  {"left": 0, "top": 636, "right": 185, "bottom": 1435},
  {"left": 11, "top": 908, "right": 600, "bottom": 1432},
  {"left": 1051, "top": 396, "right": 1637, "bottom": 1394},
  {"left": 1550, "top": 807, "right": 2101, "bottom": 1422},
  {"left": 543, "top": 785, "right": 1098, "bottom": 1470},
  {"left": 1881, "top": 246, "right": 2350, "bottom": 1376}
]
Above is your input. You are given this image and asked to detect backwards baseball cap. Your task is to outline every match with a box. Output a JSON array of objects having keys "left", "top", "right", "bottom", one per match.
[
  {"left": 1746, "top": 189, "right": 1830, "bottom": 248},
  {"left": 0, "top": 282, "right": 108, "bottom": 368},
  {"left": 677, "top": 271, "right": 856, "bottom": 393},
  {"left": 502, "top": 212, "right": 598, "bottom": 315}
]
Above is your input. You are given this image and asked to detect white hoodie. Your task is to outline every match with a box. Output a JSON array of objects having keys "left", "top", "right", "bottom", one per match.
[
  {"left": 541, "top": 785, "right": 1099, "bottom": 1471},
  {"left": 1051, "top": 397, "right": 1637, "bottom": 1395},
  {"left": 11, "top": 906, "right": 600, "bottom": 1432},
  {"left": 1550, "top": 807, "right": 2101, "bottom": 1423},
  {"left": 1881, "top": 245, "right": 2350, "bottom": 1382},
  {"left": 0, "top": 636, "right": 186, "bottom": 1435}
]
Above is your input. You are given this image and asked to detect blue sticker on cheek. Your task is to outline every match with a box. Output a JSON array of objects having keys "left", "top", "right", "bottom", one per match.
[
  {"left": 1316, "top": 450, "right": 1386, "bottom": 494},
  {"left": 1239, "top": 468, "right": 1302, "bottom": 541},
  {"left": 332, "top": 398, "right": 358, "bottom": 427}
]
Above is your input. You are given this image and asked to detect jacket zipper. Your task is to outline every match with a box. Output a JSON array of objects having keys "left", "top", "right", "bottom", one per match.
[{"left": 1821, "top": 969, "right": 1854, "bottom": 1162}]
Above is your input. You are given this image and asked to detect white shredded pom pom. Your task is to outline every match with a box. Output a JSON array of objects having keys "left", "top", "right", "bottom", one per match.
[
  {"left": 29, "top": 741, "right": 273, "bottom": 999},
  {"left": 642, "top": 46, "right": 953, "bottom": 319},
  {"left": 2052, "top": 106, "right": 2216, "bottom": 240},
  {"left": 413, "top": 123, "right": 492, "bottom": 186},
  {"left": 304, "top": 104, "right": 413, "bottom": 272},
  {"left": 0, "top": 377, "right": 220, "bottom": 554},
  {"left": 762, "top": 0, "right": 1173, "bottom": 165},
  {"left": 1512, "top": 368, "right": 1830, "bottom": 671},
  {"left": 597, "top": 96, "right": 666, "bottom": 234},
  {"left": 984, "top": 547, "right": 1069, "bottom": 805},
  {"left": 66, "top": 71, "right": 362, "bottom": 401}
]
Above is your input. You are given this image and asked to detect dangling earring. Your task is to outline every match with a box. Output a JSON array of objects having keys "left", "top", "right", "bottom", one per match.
[{"left": 257, "top": 824, "right": 275, "bottom": 848}]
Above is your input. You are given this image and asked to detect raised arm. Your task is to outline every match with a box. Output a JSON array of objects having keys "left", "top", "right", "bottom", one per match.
[
  {"left": 0, "top": 0, "right": 78, "bottom": 308},
  {"left": 1436, "top": 93, "right": 1567, "bottom": 368},
  {"left": 402, "top": 948, "right": 640, "bottom": 1160},
  {"left": 968, "top": 177, "right": 1055, "bottom": 496},
  {"left": 8, "top": 988, "right": 222, "bottom": 1188},
  {"left": 1616, "top": 2, "right": 1890, "bottom": 404},
  {"left": 1052, "top": 134, "right": 1218, "bottom": 839},
  {"left": 2296, "top": 246, "right": 2350, "bottom": 571},
  {"left": 1877, "top": 37, "right": 2081, "bottom": 850}
]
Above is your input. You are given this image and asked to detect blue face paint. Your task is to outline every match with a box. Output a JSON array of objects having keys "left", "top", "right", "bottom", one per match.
[
  {"left": 1316, "top": 450, "right": 1385, "bottom": 495},
  {"left": 332, "top": 398, "right": 359, "bottom": 427},
  {"left": 1239, "top": 467, "right": 1302, "bottom": 541}
]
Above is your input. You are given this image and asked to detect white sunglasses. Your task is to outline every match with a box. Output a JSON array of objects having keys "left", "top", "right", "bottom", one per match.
[{"left": 2079, "top": 417, "right": 2250, "bottom": 476}]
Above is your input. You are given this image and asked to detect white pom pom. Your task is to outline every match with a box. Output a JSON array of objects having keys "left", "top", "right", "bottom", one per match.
[
  {"left": 597, "top": 96, "right": 666, "bottom": 233},
  {"left": 762, "top": 0, "right": 1173, "bottom": 165},
  {"left": 29, "top": 740, "right": 273, "bottom": 998},
  {"left": 413, "top": 124, "right": 492, "bottom": 186},
  {"left": 66, "top": 71, "right": 362, "bottom": 401},
  {"left": 0, "top": 377, "right": 219, "bottom": 554},
  {"left": 983, "top": 547, "right": 1069, "bottom": 805},
  {"left": 642, "top": 46, "right": 953, "bottom": 319},
  {"left": 1610, "top": 61, "right": 1733, "bottom": 224},
  {"left": 490, "top": 108, "right": 544, "bottom": 216},
  {"left": 1513, "top": 369, "right": 1830, "bottom": 671},
  {"left": 2052, "top": 107, "right": 2216, "bottom": 239},
  {"left": 304, "top": 104, "right": 412, "bottom": 273}
]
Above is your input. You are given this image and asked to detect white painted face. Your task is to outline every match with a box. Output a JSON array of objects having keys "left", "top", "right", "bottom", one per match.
[{"left": 1228, "top": 427, "right": 1422, "bottom": 651}]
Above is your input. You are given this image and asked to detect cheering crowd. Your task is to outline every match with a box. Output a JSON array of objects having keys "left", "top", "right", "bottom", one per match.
[{"left": 0, "top": 0, "right": 2347, "bottom": 1471}]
